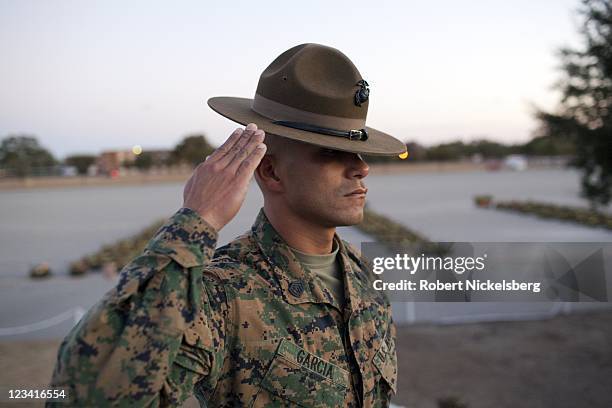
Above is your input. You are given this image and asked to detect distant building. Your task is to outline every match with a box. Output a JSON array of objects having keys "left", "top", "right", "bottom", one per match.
[
  {"left": 97, "top": 150, "right": 136, "bottom": 175},
  {"left": 60, "top": 165, "right": 78, "bottom": 176},
  {"left": 503, "top": 155, "right": 528, "bottom": 171},
  {"left": 96, "top": 148, "right": 173, "bottom": 175},
  {"left": 145, "top": 149, "right": 172, "bottom": 165},
  {"left": 87, "top": 164, "right": 98, "bottom": 176}
]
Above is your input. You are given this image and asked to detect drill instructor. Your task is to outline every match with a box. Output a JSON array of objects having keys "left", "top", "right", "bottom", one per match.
[{"left": 48, "top": 43, "right": 406, "bottom": 407}]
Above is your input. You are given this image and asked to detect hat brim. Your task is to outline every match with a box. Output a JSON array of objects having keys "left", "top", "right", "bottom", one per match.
[{"left": 208, "top": 97, "right": 406, "bottom": 157}]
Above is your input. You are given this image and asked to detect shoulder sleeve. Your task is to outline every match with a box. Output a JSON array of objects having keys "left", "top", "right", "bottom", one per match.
[{"left": 47, "top": 208, "right": 229, "bottom": 407}]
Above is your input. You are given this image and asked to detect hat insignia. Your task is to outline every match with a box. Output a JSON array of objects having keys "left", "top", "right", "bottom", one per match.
[{"left": 354, "top": 79, "right": 369, "bottom": 107}]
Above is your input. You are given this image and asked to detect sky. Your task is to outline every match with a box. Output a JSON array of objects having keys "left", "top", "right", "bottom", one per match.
[{"left": 0, "top": 0, "right": 583, "bottom": 159}]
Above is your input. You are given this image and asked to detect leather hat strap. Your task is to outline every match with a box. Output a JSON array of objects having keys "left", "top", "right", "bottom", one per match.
[{"left": 272, "top": 120, "right": 368, "bottom": 141}]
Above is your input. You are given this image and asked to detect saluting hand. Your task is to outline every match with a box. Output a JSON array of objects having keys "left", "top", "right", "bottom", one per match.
[{"left": 182, "top": 123, "right": 267, "bottom": 231}]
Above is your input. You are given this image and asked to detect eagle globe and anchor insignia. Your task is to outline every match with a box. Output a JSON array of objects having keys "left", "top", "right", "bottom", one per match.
[{"left": 354, "top": 79, "right": 369, "bottom": 107}]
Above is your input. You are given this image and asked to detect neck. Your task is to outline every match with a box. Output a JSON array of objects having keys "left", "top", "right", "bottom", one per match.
[{"left": 263, "top": 202, "right": 336, "bottom": 254}]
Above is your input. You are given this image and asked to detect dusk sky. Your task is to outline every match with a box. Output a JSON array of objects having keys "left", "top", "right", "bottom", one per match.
[{"left": 0, "top": 0, "right": 582, "bottom": 158}]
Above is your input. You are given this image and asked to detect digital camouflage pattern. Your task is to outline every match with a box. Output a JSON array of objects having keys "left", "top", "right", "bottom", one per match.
[{"left": 47, "top": 207, "right": 397, "bottom": 407}]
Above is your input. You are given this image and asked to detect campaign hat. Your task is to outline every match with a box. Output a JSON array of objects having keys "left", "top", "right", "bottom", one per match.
[{"left": 208, "top": 43, "right": 406, "bottom": 156}]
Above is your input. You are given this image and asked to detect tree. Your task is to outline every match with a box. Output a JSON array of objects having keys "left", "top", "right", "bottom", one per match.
[
  {"left": 65, "top": 155, "right": 96, "bottom": 175},
  {"left": 170, "top": 134, "right": 215, "bottom": 167},
  {"left": 426, "top": 141, "right": 467, "bottom": 161},
  {"left": 0, "top": 135, "right": 56, "bottom": 177},
  {"left": 134, "top": 151, "right": 154, "bottom": 170},
  {"left": 520, "top": 135, "right": 576, "bottom": 156},
  {"left": 405, "top": 141, "right": 428, "bottom": 161},
  {"left": 536, "top": 0, "right": 612, "bottom": 209},
  {"left": 466, "top": 139, "right": 518, "bottom": 158}
]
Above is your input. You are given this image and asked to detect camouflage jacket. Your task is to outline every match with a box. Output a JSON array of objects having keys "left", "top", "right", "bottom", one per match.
[{"left": 48, "top": 208, "right": 397, "bottom": 407}]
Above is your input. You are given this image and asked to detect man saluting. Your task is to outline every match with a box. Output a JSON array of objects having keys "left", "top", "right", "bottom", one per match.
[{"left": 48, "top": 43, "right": 405, "bottom": 408}]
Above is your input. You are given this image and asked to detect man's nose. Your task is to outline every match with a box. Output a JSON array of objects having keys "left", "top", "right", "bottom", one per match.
[{"left": 346, "top": 153, "right": 369, "bottom": 179}]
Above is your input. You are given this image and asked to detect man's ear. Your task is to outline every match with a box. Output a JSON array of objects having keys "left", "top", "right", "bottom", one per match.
[{"left": 255, "top": 155, "right": 284, "bottom": 193}]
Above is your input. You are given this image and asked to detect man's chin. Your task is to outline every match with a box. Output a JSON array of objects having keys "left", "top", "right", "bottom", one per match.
[
  {"left": 300, "top": 203, "right": 364, "bottom": 227},
  {"left": 331, "top": 208, "right": 364, "bottom": 227}
]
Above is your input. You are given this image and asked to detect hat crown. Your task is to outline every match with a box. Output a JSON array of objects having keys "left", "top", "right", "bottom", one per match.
[
  {"left": 207, "top": 43, "right": 407, "bottom": 156},
  {"left": 254, "top": 43, "right": 368, "bottom": 122}
]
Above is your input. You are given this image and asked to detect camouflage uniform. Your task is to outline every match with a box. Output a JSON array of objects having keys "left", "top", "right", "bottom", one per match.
[{"left": 48, "top": 207, "right": 397, "bottom": 407}]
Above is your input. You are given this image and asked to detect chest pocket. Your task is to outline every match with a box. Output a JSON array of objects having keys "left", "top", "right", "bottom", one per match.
[
  {"left": 253, "top": 339, "right": 350, "bottom": 407},
  {"left": 372, "top": 327, "right": 398, "bottom": 394}
]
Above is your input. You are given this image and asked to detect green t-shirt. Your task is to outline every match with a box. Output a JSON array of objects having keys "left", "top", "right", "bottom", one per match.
[{"left": 290, "top": 240, "right": 345, "bottom": 308}]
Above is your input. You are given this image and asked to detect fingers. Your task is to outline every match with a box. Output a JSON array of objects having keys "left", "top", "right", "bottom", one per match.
[
  {"left": 227, "top": 127, "right": 265, "bottom": 170},
  {"left": 200, "top": 123, "right": 264, "bottom": 177},
  {"left": 216, "top": 123, "right": 259, "bottom": 167},
  {"left": 206, "top": 127, "right": 244, "bottom": 163},
  {"left": 212, "top": 123, "right": 256, "bottom": 167},
  {"left": 232, "top": 123, "right": 258, "bottom": 155},
  {"left": 236, "top": 140, "right": 267, "bottom": 178}
]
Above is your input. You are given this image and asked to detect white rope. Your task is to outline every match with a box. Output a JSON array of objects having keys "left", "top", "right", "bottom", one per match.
[{"left": 0, "top": 307, "right": 85, "bottom": 336}]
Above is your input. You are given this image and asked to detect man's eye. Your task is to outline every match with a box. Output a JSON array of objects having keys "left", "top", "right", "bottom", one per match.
[{"left": 321, "top": 149, "right": 338, "bottom": 156}]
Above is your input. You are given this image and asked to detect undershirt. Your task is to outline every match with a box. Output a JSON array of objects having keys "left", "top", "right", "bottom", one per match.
[{"left": 290, "top": 240, "right": 345, "bottom": 308}]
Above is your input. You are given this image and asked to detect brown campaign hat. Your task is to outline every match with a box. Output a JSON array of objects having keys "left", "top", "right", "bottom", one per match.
[{"left": 208, "top": 43, "right": 407, "bottom": 157}]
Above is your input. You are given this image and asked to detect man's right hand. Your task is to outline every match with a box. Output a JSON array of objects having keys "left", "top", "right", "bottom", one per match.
[{"left": 182, "top": 123, "right": 266, "bottom": 231}]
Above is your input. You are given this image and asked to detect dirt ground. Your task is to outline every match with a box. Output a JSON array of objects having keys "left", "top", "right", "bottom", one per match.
[
  {"left": 394, "top": 310, "right": 612, "bottom": 408},
  {"left": 1, "top": 310, "right": 610, "bottom": 407}
]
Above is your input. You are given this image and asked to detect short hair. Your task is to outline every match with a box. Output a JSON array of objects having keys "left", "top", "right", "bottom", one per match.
[
  {"left": 262, "top": 134, "right": 295, "bottom": 157},
  {"left": 254, "top": 134, "right": 304, "bottom": 193}
]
